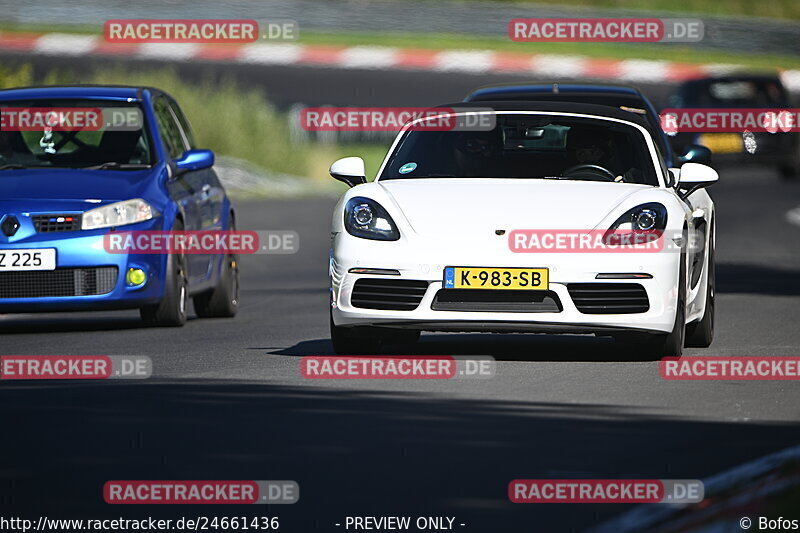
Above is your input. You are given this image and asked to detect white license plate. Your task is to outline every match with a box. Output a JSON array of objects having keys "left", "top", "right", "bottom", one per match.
[{"left": 0, "top": 249, "right": 56, "bottom": 271}]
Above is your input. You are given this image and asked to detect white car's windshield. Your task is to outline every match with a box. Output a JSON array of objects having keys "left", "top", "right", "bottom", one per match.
[{"left": 380, "top": 113, "right": 659, "bottom": 185}]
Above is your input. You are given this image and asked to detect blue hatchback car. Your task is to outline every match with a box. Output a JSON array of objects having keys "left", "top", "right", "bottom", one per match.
[{"left": 0, "top": 86, "right": 238, "bottom": 326}]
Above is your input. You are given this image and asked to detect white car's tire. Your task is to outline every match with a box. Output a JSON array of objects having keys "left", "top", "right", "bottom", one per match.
[
  {"left": 654, "top": 243, "right": 687, "bottom": 357},
  {"left": 686, "top": 221, "right": 715, "bottom": 348},
  {"left": 614, "top": 242, "right": 687, "bottom": 357},
  {"left": 330, "top": 310, "right": 382, "bottom": 355}
]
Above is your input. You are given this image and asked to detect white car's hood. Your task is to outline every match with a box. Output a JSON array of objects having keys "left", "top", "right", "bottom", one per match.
[{"left": 377, "top": 178, "right": 651, "bottom": 235}]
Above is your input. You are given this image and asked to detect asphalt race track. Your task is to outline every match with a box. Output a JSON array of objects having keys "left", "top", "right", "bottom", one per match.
[{"left": 1, "top": 60, "right": 800, "bottom": 531}]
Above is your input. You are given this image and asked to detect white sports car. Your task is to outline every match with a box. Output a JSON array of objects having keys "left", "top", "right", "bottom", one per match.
[{"left": 328, "top": 102, "right": 717, "bottom": 356}]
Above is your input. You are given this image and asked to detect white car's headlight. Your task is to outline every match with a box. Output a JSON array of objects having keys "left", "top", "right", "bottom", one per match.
[
  {"left": 344, "top": 197, "right": 400, "bottom": 241},
  {"left": 603, "top": 202, "right": 668, "bottom": 245},
  {"left": 82, "top": 199, "right": 158, "bottom": 230}
]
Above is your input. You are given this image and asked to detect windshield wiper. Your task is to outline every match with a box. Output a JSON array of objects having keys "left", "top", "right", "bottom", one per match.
[
  {"left": 83, "top": 162, "right": 152, "bottom": 170},
  {"left": 0, "top": 163, "right": 27, "bottom": 170}
]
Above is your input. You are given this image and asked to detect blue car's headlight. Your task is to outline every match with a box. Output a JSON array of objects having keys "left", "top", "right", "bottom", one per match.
[
  {"left": 603, "top": 202, "right": 668, "bottom": 245},
  {"left": 82, "top": 199, "right": 158, "bottom": 230},
  {"left": 344, "top": 197, "right": 400, "bottom": 241}
]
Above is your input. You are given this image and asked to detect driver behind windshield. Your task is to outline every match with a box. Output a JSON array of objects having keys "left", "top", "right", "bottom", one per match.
[
  {"left": 453, "top": 126, "right": 505, "bottom": 177},
  {"left": 0, "top": 101, "right": 152, "bottom": 169},
  {"left": 381, "top": 114, "right": 658, "bottom": 185},
  {"left": 564, "top": 127, "right": 642, "bottom": 183}
]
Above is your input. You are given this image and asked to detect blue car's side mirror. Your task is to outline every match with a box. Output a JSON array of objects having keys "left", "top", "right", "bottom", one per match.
[{"left": 174, "top": 149, "right": 214, "bottom": 173}]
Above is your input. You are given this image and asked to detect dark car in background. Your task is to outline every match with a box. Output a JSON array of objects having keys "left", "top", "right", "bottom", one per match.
[
  {"left": 664, "top": 74, "right": 800, "bottom": 179},
  {"left": 465, "top": 82, "right": 710, "bottom": 168}
]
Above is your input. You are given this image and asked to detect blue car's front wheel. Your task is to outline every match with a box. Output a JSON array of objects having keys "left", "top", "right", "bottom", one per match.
[{"left": 140, "top": 219, "right": 188, "bottom": 327}]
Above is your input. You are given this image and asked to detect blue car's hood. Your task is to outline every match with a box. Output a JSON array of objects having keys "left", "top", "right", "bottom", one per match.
[{"left": 0, "top": 168, "right": 159, "bottom": 205}]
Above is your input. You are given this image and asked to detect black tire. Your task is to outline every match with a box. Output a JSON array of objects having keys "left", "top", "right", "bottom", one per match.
[
  {"left": 653, "top": 238, "right": 688, "bottom": 357},
  {"left": 193, "top": 216, "right": 239, "bottom": 318},
  {"left": 330, "top": 310, "right": 382, "bottom": 355},
  {"left": 686, "top": 220, "right": 715, "bottom": 348},
  {"left": 140, "top": 220, "right": 188, "bottom": 327}
]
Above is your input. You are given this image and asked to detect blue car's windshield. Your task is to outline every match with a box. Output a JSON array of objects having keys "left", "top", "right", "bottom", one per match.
[
  {"left": 379, "top": 113, "right": 659, "bottom": 185},
  {"left": 0, "top": 99, "right": 153, "bottom": 169}
]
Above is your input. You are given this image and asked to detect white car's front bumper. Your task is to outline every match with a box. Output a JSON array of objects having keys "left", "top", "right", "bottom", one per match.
[{"left": 330, "top": 233, "right": 681, "bottom": 335}]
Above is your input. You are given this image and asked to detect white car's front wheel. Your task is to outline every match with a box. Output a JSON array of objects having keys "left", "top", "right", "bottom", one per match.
[
  {"left": 613, "top": 242, "right": 687, "bottom": 357},
  {"left": 330, "top": 310, "right": 382, "bottom": 355},
  {"left": 686, "top": 220, "right": 715, "bottom": 348},
  {"left": 654, "top": 242, "right": 688, "bottom": 357}
]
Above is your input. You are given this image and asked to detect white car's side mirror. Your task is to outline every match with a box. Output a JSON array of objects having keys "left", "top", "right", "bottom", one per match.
[
  {"left": 330, "top": 157, "right": 367, "bottom": 188},
  {"left": 667, "top": 168, "right": 680, "bottom": 188},
  {"left": 677, "top": 162, "right": 718, "bottom": 196}
]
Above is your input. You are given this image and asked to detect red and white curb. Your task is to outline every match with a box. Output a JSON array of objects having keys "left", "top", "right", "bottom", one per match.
[{"left": 2, "top": 31, "right": 799, "bottom": 90}]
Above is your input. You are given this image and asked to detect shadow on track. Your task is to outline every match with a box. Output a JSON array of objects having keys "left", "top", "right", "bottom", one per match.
[
  {"left": 267, "top": 333, "right": 662, "bottom": 362},
  {"left": 716, "top": 263, "right": 800, "bottom": 296},
  {"left": 0, "top": 314, "right": 148, "bottom": 334},
  {"left": 0, "top": 314, "right": 208, "bottom": 335},
  {"left": 1, "top": 379, "right": 797, "bottom": 531}
]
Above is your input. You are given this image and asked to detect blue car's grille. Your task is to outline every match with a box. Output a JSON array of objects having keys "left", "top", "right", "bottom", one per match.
[
  {"left": 0, "top": 267, "right": 118, "bottom": 298},
  {"left": 32, "top": 214, "right": 82, "bottom": 233}
]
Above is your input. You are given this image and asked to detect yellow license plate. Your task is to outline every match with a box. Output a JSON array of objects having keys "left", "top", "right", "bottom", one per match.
[
  {"left": 698, "top": 133, "right": 743, "bottom": 154},
  {"left": 444, "top": 267, "right": 549, "bottom": 290}
]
